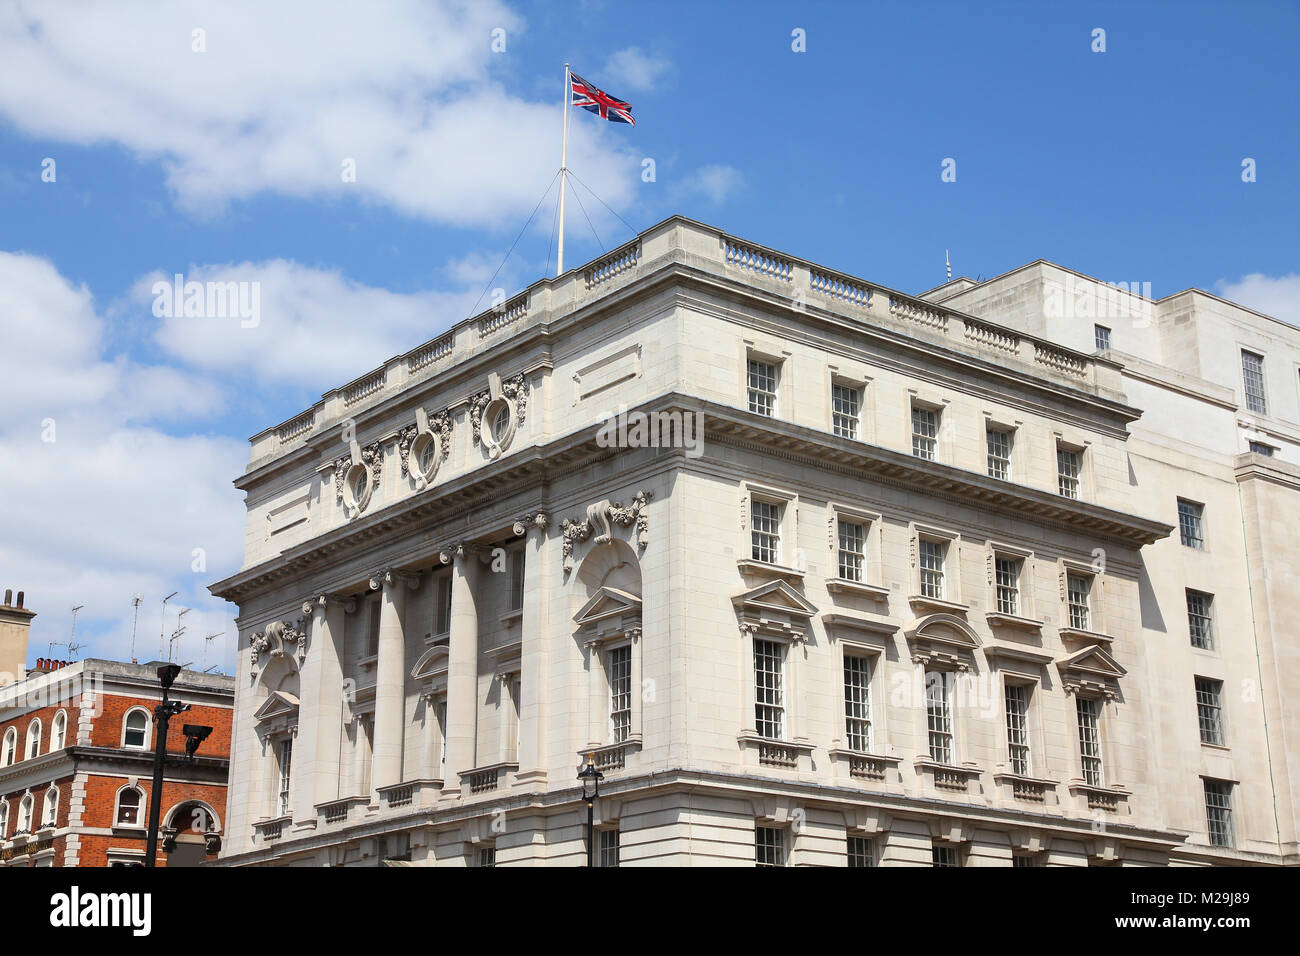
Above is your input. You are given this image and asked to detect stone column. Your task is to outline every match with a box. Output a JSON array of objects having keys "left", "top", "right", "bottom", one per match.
[
  {"left": 371, "top": 570, "right": 417, "bottom": 792},
  {"left": 585, "top": 639, "right": 604, "bottom": 748},
  {"left": 293, "top": 595, "right": 347, "bottom": 826},
  {"left": 444, "top": 546, "right": 480, "bottom": 790},
  {"left": 515, "top": 514, "right": 549, "bottom": 786}
]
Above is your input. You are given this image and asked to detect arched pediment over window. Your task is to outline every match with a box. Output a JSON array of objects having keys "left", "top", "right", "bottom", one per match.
[
  {"left": 903, "top": 613, "right": 981, "bottom": 670},
  {"left": 411, "top": 645, "right": 450, "bottom": 695}
]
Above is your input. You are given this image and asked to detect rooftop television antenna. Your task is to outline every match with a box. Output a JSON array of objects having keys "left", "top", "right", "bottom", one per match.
[{"left": 129, "top": 593, "right": 142, "bottom": 661}]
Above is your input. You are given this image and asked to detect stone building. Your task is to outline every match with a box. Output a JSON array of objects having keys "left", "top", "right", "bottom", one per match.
[
  {"left": 209, "top": 216, "right": 1298, "bottom": 866},
  {"left": 0, "top": 594, "right": 235, "bottom": 867}
]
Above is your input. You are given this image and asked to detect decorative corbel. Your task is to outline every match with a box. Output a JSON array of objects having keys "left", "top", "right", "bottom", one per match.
[{"left": 513, "top": 511, "right": 549, "bottom": 537}]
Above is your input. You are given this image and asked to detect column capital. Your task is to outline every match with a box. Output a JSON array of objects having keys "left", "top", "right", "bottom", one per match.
[
  {"left": 512, "top": 511, "right": 549, "bottom": 536},
  {"left": 369, "top": 569, "right": 421, "bottom": 592}
]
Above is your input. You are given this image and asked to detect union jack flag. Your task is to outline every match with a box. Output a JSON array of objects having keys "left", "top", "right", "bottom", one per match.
[{"left": 570, "top": 72, "right": 635, "bottom": 125}]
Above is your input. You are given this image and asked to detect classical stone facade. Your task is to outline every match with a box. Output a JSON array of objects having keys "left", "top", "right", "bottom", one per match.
[{"left": 210, "top": 216, "right": 1298, "bottom": 866}]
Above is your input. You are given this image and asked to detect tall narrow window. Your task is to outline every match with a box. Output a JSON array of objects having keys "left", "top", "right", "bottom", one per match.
[
  {"left": 0, "top": 801, "right": 7, "bottom": 838},
  {"left": 358, "top": 715, "right": 374, "bottom": 796},
  {"left": 437, "top": 701, "right": 448, "bottom": 777},
  {"left": 1076, "top": 697, "right": 1103, "bottom": 787},
  {"left": 1178, "top": 499, "right": 1204, "bottom": 549},
  {"left": 2, "top": 728, "right": 16, "bottom": 767},
  {"left": 911, "top": 406, "right": 938, "bottom": 460},
  {"left": 847, "top": 835, "right": 875, "bottom": 867},
  {"left": 1186, "top": 590, "right": 1214, "bottom": 650},
  {"left": 608, "top": 645, "right": 632, "bottom": 743},
  {"left": 926, "top": 670, "right": 954, "bottom": 764},
  {"left": 1204, "top": 779, "right": 1234, "bottom": 847},
  {"left": 755, "top": 826, "right": 786, "bottom": 866},
  {"left": 750, "top": 499, "right": 781, "bottom": 564},
  {"left": 1094, "top": 324, "right": 1111, "bottom": 351},
  {"left": 116, "top": 787, "right": 142, "bottom": 826},
  {"left": 17, "top": 795, "right": 33, "bottom": 834},
  {"left": 1057, "top": 447, "right": 1081, "bottom": 499},
  {"left": 1241, "top": 350, "right": 1267, "bottom": 414},
  {"left": 25, "top": 719, "right": 41, "bottom": 760},
  {"left": 277, "top": 739, "right": 293, "bottom": 817},
  {"left": 986, "top": 428, "right": 1012, "bottom": 480},
  {"left": 365, "top": 595, "right": 381, "bottom": 658},
  {"left": 1067, "top": 573, "right": 1092, "bottom": 630},
  {"left": 837, "top": 519, "right": 866, "bottom": 582},
  {"left": 1195, "top": 677, "right": 1225, "bottom": 746},
  {"left": 123, "top": 709, "right": 148, "bottom": 749},
  {"left": 832, "top": 383, "right": 860, "bottom": 438},
  {"left": 919, "top": 539, "right": 945, "bottom": 599},
  {"left": 42, "top": 786, "right": 58, "bottom": 827},
  {"left": 599, "top": 828, "right": 620, "bottom": 868},
  {"left": 747, "top": 359, "right": 777, "bottom": 416},
  {"left": 51, "top": 711, "right": 66, "bottom": 751},
  {"left": 508, "top": 546, "right": 526, "bottom": 612},
  {"left": 995, "top": 556, "right": 1020, "bottom": 615},
  {"left": 754, "top": 639, "right": 785, "bottom": 740},
  {"left": 1004, "top": 683, "right": 1031, "bottom": 776},
  {"left": 843, "top": 655, "right": 872, "bottom": 752},
  {"left": 433, "top": 574, "right": 453, "bottom": 637}
]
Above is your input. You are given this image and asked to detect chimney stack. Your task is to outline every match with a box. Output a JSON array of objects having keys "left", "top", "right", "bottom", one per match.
[{"left": 0, "top": 588, "right": 36, "bottom": 686}]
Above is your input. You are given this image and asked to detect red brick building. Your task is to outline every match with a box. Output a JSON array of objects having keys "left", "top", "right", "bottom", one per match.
[{"left": 0, "top": 595, "right": 233, "bottom": 867}]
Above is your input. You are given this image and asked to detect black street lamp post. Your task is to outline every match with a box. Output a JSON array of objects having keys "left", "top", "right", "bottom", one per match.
[
  {"left": 577, "top": 754, "right": 604, "bottom": 868},
  {"left": 143, "top": 663, "right": 213, "bottom": 868}
]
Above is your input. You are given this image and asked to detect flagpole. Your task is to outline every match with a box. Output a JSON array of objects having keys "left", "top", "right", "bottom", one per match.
[{"left": 557, "top": 62, "right": 570, "bottom": 277}]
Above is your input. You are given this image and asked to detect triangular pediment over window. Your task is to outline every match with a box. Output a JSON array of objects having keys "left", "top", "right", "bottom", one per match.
[
  {"left": 1057, "top": 645, "right": 1126, "bottom": 681},
  {"left": 573, "top": 587, "right": 642, "bottom": 627},
  {"left": 253, "top": 690, "right": 300, "bottom": 723},
  {"left": 733, "top": 579, "right": 818, "bottom": 640}
]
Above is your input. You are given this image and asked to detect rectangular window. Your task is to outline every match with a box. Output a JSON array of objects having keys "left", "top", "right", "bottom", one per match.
[
  {"left": 608, "top": 645, "right": 632, "bottom": 743},
  {"left": 911, "top": 406, "right": 938, "bottom": 460},
  {"left": 437, "top": 700, "right": 447, "bottom": 777},
  {"left": 832, "top": 384, "right": 860, "bottom": 439},
  {"left": 995, "top": 556, "right": 1020, "bottom": 615},
  {"left": 1196, "top": 677, "right": 1225, "bottom": 746},
  {"left": 1248, "top": 441, "right": 1273, "bottom": 456},
  {"left": 843, "top": 655, "right": 872, "bottom": 752},
  {"left": 754, "top": 639, "right": 785, "bottom": 740},
  {"left": 433, "top": 573, "right": 452, "bottom": 637},
  {"left": 278, "top": 739, "right": 293, "bottom": 817},
  {"left": 919, "top": 539, "right": 945, "bottom": 600},
  {"left": 1067, "top": 573, "right": 1092, "bottom": 631},
  {"left": 847, "top": 835, "right": 875, "bottom": 868},
  {"left": 1076, "top": 697, "right": 1103, "bottom": 787},
  {"left": 1241, "top": 350, "right": 1267, "bottom": 414},
  {"left": 1004, "top": 683, "right": 1031, "bottom": 776},
  {"left": 508, "top": 547, "right": 526, "bottom": 612},
  {"left": 755, "top": 826, "right": 786, "bottom": 866},
  {"left": 1057, "top": 447, "right": 1081, "bottom": 499},
  {"left": 986, "top": 428, "right": 1012, "bottom": 480},
  {"left": 1187, "top": 590, "right": 1214, "bottom": 650},
  {"left": 837, "top": 519, "right": 866, "bottom": 582},
  {"left": 750, "top": 499, "right": 781, "bottom": 564},
  {"left": 931, "top": 845, "right": 959, "bottom": 867},
  {"left": 926, "top": 670, "right": 954, "bottom": 764},
  {"left": 1178, "top": 499, "right": 1205, "bottom": 549},
  {"left": 1013, "top": 853, "right": 1039, "bottom": 867},
  {"left": 748, "top": 359, "right": 778, "bottom": 417},
  {"left": 1094, "top": 324, "right": 1111, "bottom": 351},
  {"left": 365, "top": 596, "right": 381, "bottom": 658},
  {"left": 478, "top": 847, "right": 496, "bottom": 867},
  {"left": 599, "top": 828, "right": 621, "bottom": 868},
  {"left": 1204, "top": 779, "right": 1234, "bottom": 847}
]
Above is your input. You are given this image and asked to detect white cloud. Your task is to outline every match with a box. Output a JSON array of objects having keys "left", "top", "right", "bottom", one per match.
[
  {"left": 602, "top": 47, "right": 673, "bottom": 92},
  {"left": 682, "top": 164, "right": 744, "bottom": 205},
  {"left": 0, "top": 252, "right": 245, "bottom": 672},
  {"left": 0, "top": 1, "right": 637, "bottom": 225},
  {"left": 1215, "top": 273, "right": 1300, "bottom": 327}
]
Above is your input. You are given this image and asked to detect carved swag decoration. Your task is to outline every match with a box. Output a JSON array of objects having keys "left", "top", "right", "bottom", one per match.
[
  {"left": 397, "top": 408, "right": 452, "bottom": 477},
  {"left": 469, "top": 373, "right": 528, "bottom": 445},
  {"left": 560, "top": 490, "right": 653, "bottom": 573},
  {"left": 249, "top": 618, "right": 307, "bottom": 678}
]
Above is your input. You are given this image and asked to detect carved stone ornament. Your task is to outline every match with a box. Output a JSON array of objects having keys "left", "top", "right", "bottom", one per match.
[
  {"left": 333, "top": 440, "right": 383, "bottom": 501},
  {"left": 470, "top": 372, "right": 528, "bottom": 449},
  {"left": 560, "top": 490, "right": 653, "bottom": 573},
  {"left": 399, "top": 408, "right": 452, "bottom": 479},
  {"left": 249, "top": 618, "right": 307, "bottom": 678},
  {"left": 513, "top": 511, "right": 549, "bottom": 537}
]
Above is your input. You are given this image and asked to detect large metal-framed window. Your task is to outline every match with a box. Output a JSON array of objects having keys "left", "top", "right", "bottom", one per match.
[
  {"left": 1004, "top": 683, "right": 1031, "bottom": 776},
  {"left": 986, "top": 428, "right": 1012, "bottom": 480},
  {"left": 750, "top": 499, "right": 781, "bottom": 564},
  {"left": 608, "top": 644, "right": 633, "bottom": 743},
  {"left": 748, "top": 359, "right": 778, "bottom": 417},
  {"left": 837, "top": 519, "right": 866, "bottom": 582},
  {"left": 1178, "top": 499, "right": 1205, "bottom": 549},
  {"left": 754, "top": 639, "right": 785, "bottom": 740},
  {"left": 911, "top": 406, "right": 938, "bottom": 460},
  {"left": 1067, "top": 573, "right": 1092, "bottom": 630},
  {"left": 843, "top": 654, "right": 872, "bottom": 752},
  {"left": 995, "top": 556, "right": 1020, "bottom": 615},
  {"left": 1076, "top": 697, "right": 1103, "bottom": 787},
  {"left": 755, "top": 826, "right": 786, "bottom": 866},
  {"left": 1187, "top": 590, "right": 1214, "bottom": 650},
  {"left": 1195, "top": 677, "right": 1225, "bottom": 746},
  {"left": 1241, "top": 350, "right": 1267, "bottom": 414},
  {"left": 1204, "top": 779, "right": 1234, "bottom": 847},
  {"left": 832, "top": 383, "right": 860, "bottom": 439},
  {"left": 925, "top": 669, "right": 954, "bottom": 764}
]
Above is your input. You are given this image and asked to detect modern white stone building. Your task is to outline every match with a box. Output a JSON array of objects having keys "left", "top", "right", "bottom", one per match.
[{"left": 210, "top": 216, "right": 1299, "bottom": 866}]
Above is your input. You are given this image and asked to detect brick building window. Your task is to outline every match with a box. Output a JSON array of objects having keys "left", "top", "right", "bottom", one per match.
[
  {"left": 25, "top": 718, "right": 41, "bottom": 760},
  {"left": 1, "top": 727, "right": 15, "bottom": 767},
  {"left": 41, "top": 785, "right": 58, "bottom": 827},
  {"left": 116, "top": 787, "right": 144, "bottom": 827},
  {"left": 51, "top": 710, "right": 67, "bottom": 751},
  {"left": 123, "top": 708, "right": 150, "bottom": 749}
]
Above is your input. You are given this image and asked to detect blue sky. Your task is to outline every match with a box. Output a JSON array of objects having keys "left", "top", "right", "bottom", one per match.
[{"left": 0, "top": 0, "right": 1296, "bottom": 673}]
